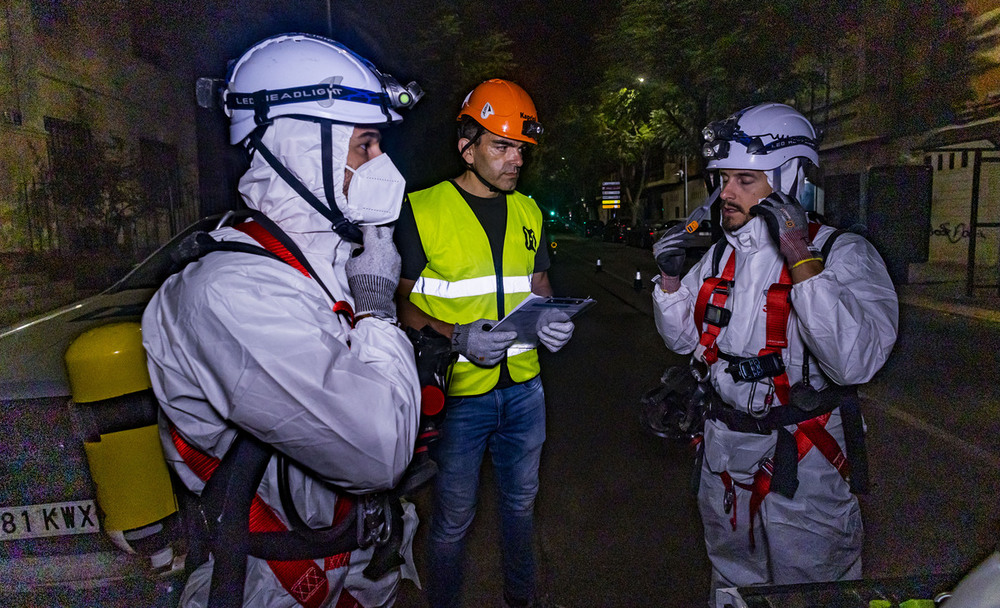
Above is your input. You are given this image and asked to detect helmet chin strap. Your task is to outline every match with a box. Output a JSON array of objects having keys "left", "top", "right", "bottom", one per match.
[
  {"left": 766, "top": 158, "right": 802, "bottom": 198},
  {"left": 467, "top": 163, "right": 512, "bottom": 195},
  {"left": 248, "top": 124, "right": 363, "bottom": 244}
]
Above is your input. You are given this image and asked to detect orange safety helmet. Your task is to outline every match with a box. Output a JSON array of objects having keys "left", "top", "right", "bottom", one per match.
[{"left": 457, "top": 79, "right": 543, "bottom": 144}]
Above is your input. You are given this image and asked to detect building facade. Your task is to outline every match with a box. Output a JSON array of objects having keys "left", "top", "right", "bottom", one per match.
[{"left": 0, "top": 0, "right": 199, "bottom": 258}]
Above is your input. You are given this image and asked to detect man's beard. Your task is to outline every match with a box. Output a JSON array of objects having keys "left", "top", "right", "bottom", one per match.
[{"left": 721, "top": 207, "right": 750, "bottom": 232}]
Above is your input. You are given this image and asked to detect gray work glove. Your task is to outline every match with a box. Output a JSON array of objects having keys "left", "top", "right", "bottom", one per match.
[
  {"left": 452, "top": 319, "right": 516, "bottom": 367},
  {"left": 749, "top": 192, "right": 820, "bottom": 267},
  {"left": 536, "top": 309, "right": 575, "bottom": 353},
  {"left": 345, "top": 224, "right": 400, "bottom": 319},
  {"left": 652, "top": 223, "right": 700, "bottom": 277}
]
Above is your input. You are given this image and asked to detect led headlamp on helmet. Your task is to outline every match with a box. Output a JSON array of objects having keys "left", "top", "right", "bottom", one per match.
[
  {"left": 218, "top": 33, "right": 423, "bottom": 243},
  {"left": 223, "top": 33, "right": 422, "bottom": 143},
  {"left": 702, "top": 103, "right": 819, "bottom": 197}
]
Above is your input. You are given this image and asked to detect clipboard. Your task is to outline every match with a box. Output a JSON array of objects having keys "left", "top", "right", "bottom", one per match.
[{"left": 489, "top": 294, "right": 596, "bottom": 347}]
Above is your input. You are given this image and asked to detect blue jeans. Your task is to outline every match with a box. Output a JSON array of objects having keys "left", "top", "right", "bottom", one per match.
[{"left": 426, "top": 375, "right": 546, "bottom": 608}]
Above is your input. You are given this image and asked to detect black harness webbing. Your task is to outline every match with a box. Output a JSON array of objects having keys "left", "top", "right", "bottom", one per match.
[{"left": 202, "top": 434, "right": 272, "bottom": 608}]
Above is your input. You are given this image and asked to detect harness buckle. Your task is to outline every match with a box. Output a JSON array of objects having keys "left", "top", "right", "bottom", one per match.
[
  {"left": 711, "top": 280, "right": 733, "bottom": 296},
  {"left": 758, "top": 457, "right": 775, "bottom": 477},
  {"left": 357, "top": 493, "right": 393, "bottom": 549}
]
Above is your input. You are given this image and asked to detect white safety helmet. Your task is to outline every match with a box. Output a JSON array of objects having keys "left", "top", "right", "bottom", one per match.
[
  {"left": 219, "top": 33, "right": 421, "bottom": 243},
  {"left": 703, "top": 103, "right": 819, "bottom": 196},
  {"left": 224, "top": 33, "right": 423, "bottom": 145}
]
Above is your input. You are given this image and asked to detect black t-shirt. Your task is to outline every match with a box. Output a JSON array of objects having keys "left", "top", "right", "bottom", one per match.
[{"left": 394, "top": 180, "right": 550, "bottom": 390}]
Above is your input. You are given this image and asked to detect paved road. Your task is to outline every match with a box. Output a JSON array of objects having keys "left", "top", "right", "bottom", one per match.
[{"left": 395, "top": 234, "right": 1000, "bottom": 607}]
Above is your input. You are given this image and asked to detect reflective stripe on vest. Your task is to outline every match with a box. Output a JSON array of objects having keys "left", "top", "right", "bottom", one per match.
[{"left": 408, "top": 181, "right": 542, "bottom": 396}]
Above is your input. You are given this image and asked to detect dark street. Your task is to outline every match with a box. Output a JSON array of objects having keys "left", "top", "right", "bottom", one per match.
[{"left": 395, "top": 233, "right": 1000, "bottom": 607}]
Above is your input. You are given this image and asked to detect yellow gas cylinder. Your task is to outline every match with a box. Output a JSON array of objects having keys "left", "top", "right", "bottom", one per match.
[{"left": 64, "top": 321, "right": 178, "bottom": 570}]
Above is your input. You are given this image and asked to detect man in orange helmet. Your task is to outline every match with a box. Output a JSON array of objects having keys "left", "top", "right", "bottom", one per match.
[{"left": 395, "top": 79, "right": 574, "bottom": 608}]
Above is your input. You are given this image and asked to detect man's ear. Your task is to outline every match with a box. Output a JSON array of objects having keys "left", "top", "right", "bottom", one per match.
[{"left": 458, "top": 138, "right": 475, "bottom": 164}]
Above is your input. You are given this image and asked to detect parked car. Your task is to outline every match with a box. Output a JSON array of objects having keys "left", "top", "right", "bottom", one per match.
[
  {"left": 0, "top": 213, "right": 251, "bottom": 605},
  {"left": 602, "top": 218, "right": 629, "bottom": 243},
  {"left": 544, "top": 216, "right": 576, "bottom": 235},
  {"left": 628, "top": 220, "right": 668, "bottom": 249},
  {"left": 582, "top": 219, "right": 605, "bottom": 238}
]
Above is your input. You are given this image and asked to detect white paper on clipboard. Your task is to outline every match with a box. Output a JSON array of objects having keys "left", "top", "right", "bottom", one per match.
[{"left": 489, "top": 294, "right": 596, "bottom": 347}]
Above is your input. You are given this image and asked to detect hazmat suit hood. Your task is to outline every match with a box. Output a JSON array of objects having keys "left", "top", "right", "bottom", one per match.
[
  {"left": 725, "top": 207, "right": 772, "bottom": 255},
  {"left": 239, "top": 119, "right": 353, "bottom": 239},
  {"left": 237, "top": 119, "right": 355, "bottom": 292}
]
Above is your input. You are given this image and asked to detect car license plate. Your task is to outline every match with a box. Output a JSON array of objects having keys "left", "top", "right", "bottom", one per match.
[{"left": 0, "top": 500, "right": 100, "bottom": 541}]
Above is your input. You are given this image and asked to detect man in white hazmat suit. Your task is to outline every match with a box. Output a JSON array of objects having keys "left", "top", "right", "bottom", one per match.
[
  {"left": 141, "top": 33, "right": 424, "bottom": 608},
  {"left": 650, "top": 103, "right": 898, "bottom": 606}
]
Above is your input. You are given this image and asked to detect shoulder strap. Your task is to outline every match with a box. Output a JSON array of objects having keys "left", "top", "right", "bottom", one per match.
[
  {"left": 711, "top": 241, "right": 728, "bottom": 276},
  {"left": 233, "top": 211, "right": 355, "bottom": 324},
  {"left": 168, "top": 231, "right": 284, "bottom": 274},
  {"left": 694, "top": 251, "right": 736, "bottom": 365},
  {"left": 820, "top": 228, "right": 846, "bottom": 262}
]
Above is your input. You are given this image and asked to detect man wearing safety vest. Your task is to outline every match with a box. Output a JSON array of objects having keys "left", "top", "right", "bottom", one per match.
[
  {"left": 394, "top": 79, "right": 575, "bottom": 608},
  {"left": 141, "top": 34, "right": 423, "bottom": 607},
  {"left": 651, "top": 103, "right": 898, "bottom": 606}
]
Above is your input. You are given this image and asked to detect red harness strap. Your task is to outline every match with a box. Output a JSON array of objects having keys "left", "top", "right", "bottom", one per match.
[
  {"left": 694, "top": 251, "right": 736, "bottom": 365},
  {"left": 171, "top": 427, "right": 354, "bottom": 608},
  {"left": 723, "top": 412, "right": 849, "bottom": 550},
  {"left": 761, "top": 267, "right": 793, "bottom": 405},
  {"left": 796, "top": 413, "right": 850, "bottom": 478},
  {"left": 235, "top": 220, "right": 355, "bottom": 327}
]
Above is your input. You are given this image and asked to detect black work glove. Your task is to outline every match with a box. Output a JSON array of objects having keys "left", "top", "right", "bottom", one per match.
[
  {"left": 749, "top": 192, "right": 820, "bottom": 267},
  {"left": 652, "top": 223, "right": 700, "bottom": 277}
]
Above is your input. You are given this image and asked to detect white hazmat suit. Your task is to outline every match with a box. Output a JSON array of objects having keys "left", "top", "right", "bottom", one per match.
[
  {"left": 652, "top": 216, "right": 897, "bottom": 603},
  {"left": 142, "top": 120, "right": 421, "bottom": 607}
]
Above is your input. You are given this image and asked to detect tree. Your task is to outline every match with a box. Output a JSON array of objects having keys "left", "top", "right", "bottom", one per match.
[
  {"left": 363, "top": 0, "right": 518, "bottom": 189},
  {"left": 597, "top": 0, "right": 831, "bottom": 180},
  {"left": 584, "top": 0, "right": 986, "bottom": 229},
  {"left": 594, "top": 86, "right": 674, "bottom": 225}
]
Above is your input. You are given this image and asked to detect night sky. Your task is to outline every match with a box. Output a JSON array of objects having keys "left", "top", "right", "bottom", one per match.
[
  {"left": 187, "top": 0, "right": 611, "bottom": 107},
  {"left": 183, "top": 0, "right": 615, "bottom": 207}
]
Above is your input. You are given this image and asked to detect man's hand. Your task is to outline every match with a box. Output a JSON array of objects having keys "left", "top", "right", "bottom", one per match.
[
  {"left": 452, "top": 319, "right": 516, "bottom": 367},
  {"left": 346, "top": 225, "right": 401, "bottom": 319},
  {"left": 652, "top": 223, "right": 700, "bottom": 277},
  {"left": 536, "top": 309, "right": 574, "bottom": 353},
  {"left": 750, "top": 192, "right": 820, "bottom": 267}
]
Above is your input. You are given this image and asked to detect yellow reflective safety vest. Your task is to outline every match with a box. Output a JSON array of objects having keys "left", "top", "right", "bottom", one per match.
[{"left": 408, "top": 181, "right": 543, "bottom": 396}]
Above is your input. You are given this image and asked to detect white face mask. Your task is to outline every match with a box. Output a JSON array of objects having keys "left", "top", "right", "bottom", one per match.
[{"left": 343, "top": 153, "right": 406, "bottom": 225}]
